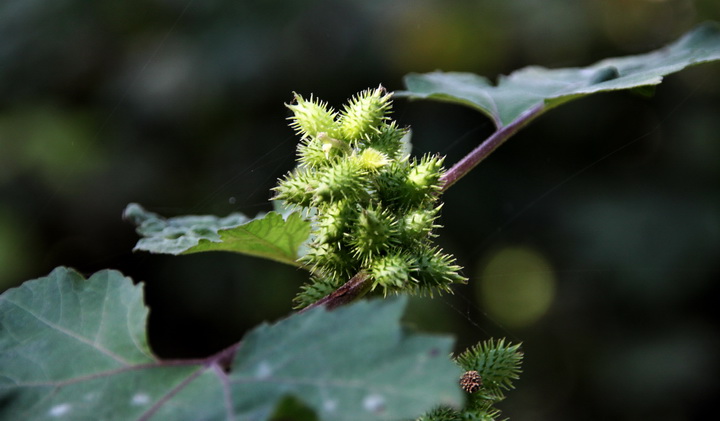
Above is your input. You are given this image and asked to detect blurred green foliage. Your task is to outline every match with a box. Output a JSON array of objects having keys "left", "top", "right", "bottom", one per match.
[{"left": 1, "top": 1, "right": 718, "bottom": 420}]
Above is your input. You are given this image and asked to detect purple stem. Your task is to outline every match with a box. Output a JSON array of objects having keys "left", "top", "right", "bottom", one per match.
[{"left": 300, "top": 272, "right": 371, "bottom": 313}]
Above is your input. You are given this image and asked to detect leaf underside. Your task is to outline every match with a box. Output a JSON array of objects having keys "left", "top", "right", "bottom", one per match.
[
  {"left": 399, "top": 22, "right": 720, "bottom": 127},
  {"left": 123, "top": 203, "right": 311, "bottom": 267},
  {"left": 0, "top": 268, "right": 463, "bottom": 421}
]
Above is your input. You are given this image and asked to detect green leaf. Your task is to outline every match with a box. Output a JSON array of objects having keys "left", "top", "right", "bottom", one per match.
[
  {"left": 1, "top": 268, "right": 463, "bottom": 420},
  {"left": 226, "top": 295, "right": 463, "bottom": 421},
  {"left": 124, "top": 203, "right": 311, "bottom": 267},
  {"left": 399, "top": 22, "right": 720, "bottom": 128},
  {"left": 269, "top": 395, "right": 319, "bottom": 421}
]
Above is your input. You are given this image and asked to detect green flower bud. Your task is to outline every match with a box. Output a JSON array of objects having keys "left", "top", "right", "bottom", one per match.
[
  {"left": 339, "top": 85, "right": 392, "bottom": 142},
  {"left": 287, "top": 93, "right": 340, "bottom": 139}
]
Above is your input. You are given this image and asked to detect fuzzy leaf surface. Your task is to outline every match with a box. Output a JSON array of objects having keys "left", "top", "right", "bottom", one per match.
[
  {"left": 0, "top": 268, "right": 463, "bottom": 421},
  {"left": 124, "top": 203, "right": 310, "bottom": 267},
  {"left": 400, "top": 22, "right": 720, "bottom": 127}
]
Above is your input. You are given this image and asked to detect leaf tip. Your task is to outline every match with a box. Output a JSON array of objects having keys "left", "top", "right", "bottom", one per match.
[{"left": 123, "top": 203, "right": 156, "bottom": 226}]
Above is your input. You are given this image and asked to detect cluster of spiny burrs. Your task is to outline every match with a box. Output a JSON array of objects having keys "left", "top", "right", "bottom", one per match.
[{"left": 273, "top": 86, "right": 466, "bottom": 307}]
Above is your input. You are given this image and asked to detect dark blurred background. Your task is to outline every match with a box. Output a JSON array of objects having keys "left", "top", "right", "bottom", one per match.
[{"left": 1, "top": 0, "right": 719, "bottom": 419}]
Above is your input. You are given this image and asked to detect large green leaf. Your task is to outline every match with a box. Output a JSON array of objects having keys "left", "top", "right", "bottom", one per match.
[
  {"left": 124, "top": 203, "right": 311, "bottom": 267},
  {"left": 0, "top": 268, "right": 463, "bottom": 420},
  {"left": 400, "top": 22, "right": 720, "bottom": 128}
]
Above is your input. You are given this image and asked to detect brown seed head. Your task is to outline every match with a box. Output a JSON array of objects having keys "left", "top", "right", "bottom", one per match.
[{"left": 459, "top": 370, "right": 483, "bottom": 393}]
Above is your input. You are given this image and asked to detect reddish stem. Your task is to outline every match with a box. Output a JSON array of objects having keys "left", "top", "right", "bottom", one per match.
[{"left": 300, "top": 272, "right": 372, "bottom": 313}]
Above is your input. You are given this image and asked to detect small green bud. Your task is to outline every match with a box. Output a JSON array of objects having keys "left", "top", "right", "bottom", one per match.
[
  {"left": 339, "top": 85, "right": 392, "bottom": 142},
  {"left": 287, "top": 93, "right": 340, "bottom": 139}
]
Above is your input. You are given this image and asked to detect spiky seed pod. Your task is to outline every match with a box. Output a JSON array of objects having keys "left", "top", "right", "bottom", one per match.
[
  {"left": 287, "top": 93, "right": 341, "bottom": 139},
  {"left": 397, "top": 205, "right": 441, "bottom": 245},
  {"left": 374, "top": 160, "right": 411, "bottom": 209},
  {"left": 278, "top": 88, "right": 467, "bottom": 305},
  {"left": 293, "top": 276, "right": 342, "bottom": 309},
  {"left": 272, "top": 169, "right": 318, "bottom": 207},
  {"left": 414, "top": 407, "right": 461, "bottom": 421},
  {"left": 460, "top": 371, "right": 483, "bottom": 394},
  {"left": 299, "top": 242, "right": 357, "bottom": 283},
  {"left": 368, "top": 252, "right": 413, "bottom": 292},
  {"left": 408, "top": 154, "right": 445, "bottom": 187},
  {"left": 375, "top": 155, "right": 445, "bottom": 209},
  {"left": 297, "top": 133, "right": 350, "bottom": 169},
  {"left": 347, "top": 205, "right": 397, "bottom": 263},
  {"left": 314, "top": 157, "right": 369, "bottom": 204},
  {"left": 297, "top": 136, "right": 330, "bottom": 169},
  {"left": 404, "top": 154, "right": 445, "bottom": 205},
  {"left": 411, "top": 246, "right": 467, "bottom": 295},
  {"left": 418, "top": 341, "right": 521, "bottom": 420},
  {"left": 454, "top": 339, "right": 523, "bottom": 401},
  {"left": 339, "top": 86, "right": 393, "bottom": 142},
  {"left": 363, "top": 121, "right": 409, "bottom": 160},
  {"left": 314, "top": 201, "right": 356, "bottom": 244}
]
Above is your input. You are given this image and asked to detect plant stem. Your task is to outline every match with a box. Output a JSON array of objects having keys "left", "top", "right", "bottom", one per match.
[
  {"left": 301, "top": 272, "right": 371, "bottom": 313},
  {"left": 209, "top": 341, "right": 243, "bottom": 371},
  {"left": 439, "top": 103, "right": 545, "bottom": 191}
]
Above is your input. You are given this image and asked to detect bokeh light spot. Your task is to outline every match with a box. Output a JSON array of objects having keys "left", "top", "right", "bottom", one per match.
[{"left": 476, "top": 246, "right": 556, "bottom": 328}]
